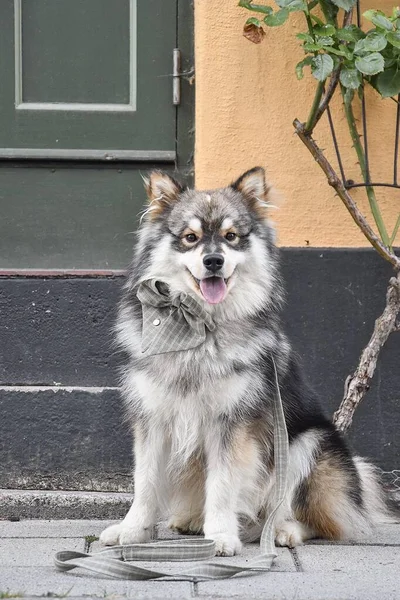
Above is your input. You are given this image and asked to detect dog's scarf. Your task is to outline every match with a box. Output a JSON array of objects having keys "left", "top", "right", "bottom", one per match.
[{"left": 136, "top": 278, "right": 216, "bottom": 356}]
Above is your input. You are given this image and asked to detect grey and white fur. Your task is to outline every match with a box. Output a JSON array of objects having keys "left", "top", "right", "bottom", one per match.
[{"left": 100, "top": 167, "right": 393, "bottom": 556}]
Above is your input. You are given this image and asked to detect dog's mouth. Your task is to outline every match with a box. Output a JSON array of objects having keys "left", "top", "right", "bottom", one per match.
[{"left": 189, "top": 272, "right": 230, "bottom": 304}]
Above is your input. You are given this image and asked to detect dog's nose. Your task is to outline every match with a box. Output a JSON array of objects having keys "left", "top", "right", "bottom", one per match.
[{"left": 203, "top": 253, "right": 224, "bottom": 273}]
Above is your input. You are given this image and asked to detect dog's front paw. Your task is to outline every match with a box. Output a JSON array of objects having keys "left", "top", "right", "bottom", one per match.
[
  {"left": 207, "top": 533, "right": 242, "bottom": 557},
  {"left": 99, "top": 522, "right": 152, "bottom": 546},
  {"left": 99, "top": 523, "right": 124, "bottom": 546}
]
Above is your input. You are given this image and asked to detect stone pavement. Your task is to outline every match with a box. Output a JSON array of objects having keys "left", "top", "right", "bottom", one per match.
[{"left": 0, "top": 519, "right": 399, "bottom": 599}]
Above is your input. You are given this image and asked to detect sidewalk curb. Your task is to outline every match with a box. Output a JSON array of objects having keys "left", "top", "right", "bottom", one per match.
[{"left": 0, "top": 489, "right": 133, "bottom": 520}]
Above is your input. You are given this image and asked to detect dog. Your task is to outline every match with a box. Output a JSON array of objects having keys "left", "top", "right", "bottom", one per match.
[{"left": 100, "top": 167, "right": 393, "bottom": 556}]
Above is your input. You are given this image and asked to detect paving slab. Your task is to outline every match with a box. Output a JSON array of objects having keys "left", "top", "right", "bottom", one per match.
[
  {"left": 0, "top": 537, "right": 83, "bottom": 567},
  {"left": 296, "top": 543, "right": 400, "bottom": 572},
  {"left": 0, "top": 567, "right": 192, "bottom": 599},
  {"left": 0, "top": 518, "right": 118, "bottom": 538},
  {"left": 1, "top": 521, "right": 400, "bottom": 599},
  {"left": 197, "top": 570, "right": 400, "bottom": 600},
  {"left": 306, "top": 522, "right": 400, "bottom": 546}
]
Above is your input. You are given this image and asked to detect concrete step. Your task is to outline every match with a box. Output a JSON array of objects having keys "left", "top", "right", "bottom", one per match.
[
  {"left": 0, "top": 386, "right": 132, "bottom": 491},
  {"left": 0, "top": 488, "right": 133, "bottom": 520}
]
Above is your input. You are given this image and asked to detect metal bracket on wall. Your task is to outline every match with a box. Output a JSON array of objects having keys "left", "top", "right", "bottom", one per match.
[{"left": 173, "top": 48, "right": 181, "bottom": 106}]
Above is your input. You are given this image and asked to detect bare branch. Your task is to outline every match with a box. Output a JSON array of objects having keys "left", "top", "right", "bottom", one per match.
[
  {"left": 333, "top": 273, "right": 400, "bottom": 432},
  {"left": 293, "top": 119, "right": 400, "bottom": 270},
  {"left": 342, "top": 9, "right": 355, "bottom": 28}
]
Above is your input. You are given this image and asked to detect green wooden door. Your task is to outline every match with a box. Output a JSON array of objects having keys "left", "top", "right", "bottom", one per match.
[{"left": 0, "top": 0, "right": 193, "bottom": 270}]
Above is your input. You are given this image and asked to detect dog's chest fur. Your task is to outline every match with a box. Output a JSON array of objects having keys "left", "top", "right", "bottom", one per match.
[{"left": 123, "top": 320, "right": 269, "bottom": 463}]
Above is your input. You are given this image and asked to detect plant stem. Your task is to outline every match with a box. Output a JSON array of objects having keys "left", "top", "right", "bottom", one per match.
[
  {"left": 390, "top": 213, "right": 400, "bottom": 246},
  {"left": 304, "top": 11, "right": 315, "bottom": 39},
  {"left": 318, "top": 66, "right": 340, "bottom": 115},
  {"left": 341, "top": 86, "right": 392, "bottom": 248},
  {"left": 304, "top": 9, "right": 354, "bottom": 134},
  {"left": 305, "top": 82, "right": 324, "bottom": 132},
  {"left": 302, "top": 5, "right": 326, "bottom": 134},
  {"left": 293, "top": 119, "right": 400, "bottom": 269}
]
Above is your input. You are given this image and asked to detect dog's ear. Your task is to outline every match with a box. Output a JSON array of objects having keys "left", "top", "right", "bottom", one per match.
[
  {"left": 231, "top": 167, "right": 271, "bottom": 219},
  {"left": 142, "top": 171, "right": 183, "bottom": 220},
  {"left": 232, "top": 167, "right": 268, "bottom": 201}
]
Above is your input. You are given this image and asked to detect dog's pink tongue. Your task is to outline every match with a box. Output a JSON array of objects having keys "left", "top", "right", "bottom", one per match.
[{"left": 200, "top": 277, "right": 227, "bottom": 304}]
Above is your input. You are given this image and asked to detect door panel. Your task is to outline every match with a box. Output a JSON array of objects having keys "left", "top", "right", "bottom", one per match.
[
  {"left": 21, "top": 0, "right": 131, "bottom": 105},
  {"left": 0, "top": 0, "right": 176, "bottom": 152},
  {"left": 0, "top": 165, "right": 161, "bottom": 269}
]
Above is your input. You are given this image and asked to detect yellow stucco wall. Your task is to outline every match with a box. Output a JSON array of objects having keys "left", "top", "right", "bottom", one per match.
[{"left": 194, "top": 1, "right": 400, "bottom": 247}]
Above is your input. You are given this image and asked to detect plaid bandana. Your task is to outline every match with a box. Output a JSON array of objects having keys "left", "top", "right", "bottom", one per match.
[{"left": 136, "top": 279, "right": 216, "bottom": 357}]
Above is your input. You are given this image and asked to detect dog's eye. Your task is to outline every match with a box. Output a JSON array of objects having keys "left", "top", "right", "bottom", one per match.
[
  {"left": 185, "top": 233, "right": 198, "bottom": 243},
  {"left": 225, "top": 232, "right": 237, "bottom": 242}
]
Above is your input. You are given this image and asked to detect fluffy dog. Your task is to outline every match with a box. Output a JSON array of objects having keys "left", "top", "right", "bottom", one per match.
[{"left": 100, "top": 167, "right": 392, "bottom": 556}]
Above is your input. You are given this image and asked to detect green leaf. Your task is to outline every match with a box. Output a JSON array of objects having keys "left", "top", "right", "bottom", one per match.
[
  {"left": 336, "top": 25, "right": 364, "bottom": 42},
  {"left": 296, "top": 32, "right": 313, "bottom": 42},
  {"left": 317, "top": 36, "right": 335, "bottom": 46},
  {"left": 338, "top": 43, "right": 353, "bottom": 59},
  {"left": 275, "top": 0, "right": 306, "bottom": 11},
  {"left": 319, "top": 0, "right": 339, "bottom": 24},
  {"left": 353, "top": 39, "right": 366, "bottom": 54},
  {"left": 238, "top": 0, "right": 273, "bottom": 14},
  {"left": 246, "top": 16, "right": 262, "bottom": 25},
  {"left": 364, "top": 32, "right": 387, "bottom": 52},
  {"left": 329, "top": 0, "right": 357, "bottom": 11},
  {"left": 355, "top": 52, "right": 385, "bottom": 75},
  {"left": 387, "top": 32, "right": 400, "bottom": 49},
  {"left": 264, "top": 7, "right": 289, "bottom": 26},
  {"left": 375, "top": 66, "right": 400, "bottom": 97},
  {"left": 295, "top": 56, "right": 313, "bottom": 80},
  {"left": 340, "top": 67, "right": 362, "bottom": 89},
  {"left": 304, "top": 42, "right": 323, "bottom": 52},
  {"left": 384, "top": 58, "right": 398, "bottom": 69},
  {"left": 314, "top": 24, "right": 336, "bottom": 36},
  {"left": 363, "top": 10, "right": 393, "bottom": 31},
  {"left": 355, "top": 33, "right": 387, "bottom": 54},
  {"left": 310, "top": 14, "right": 324, "bottom": 26},
  {"left": 311, "top": 54, "right": 334, "bottom": 81}
]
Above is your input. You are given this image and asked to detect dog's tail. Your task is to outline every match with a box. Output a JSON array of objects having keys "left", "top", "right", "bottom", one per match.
[{"left": 354, "top": 456, "right": 399, "bottom": 525}]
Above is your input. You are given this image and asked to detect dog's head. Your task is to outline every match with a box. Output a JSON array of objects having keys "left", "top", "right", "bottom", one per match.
[{"left": 137, "top": 167, "right": 281, "bottom": 316}]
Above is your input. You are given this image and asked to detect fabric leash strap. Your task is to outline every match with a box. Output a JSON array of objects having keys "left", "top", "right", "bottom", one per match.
[{"left": 54, "top": 358, "right": 289, "bottom": 581}]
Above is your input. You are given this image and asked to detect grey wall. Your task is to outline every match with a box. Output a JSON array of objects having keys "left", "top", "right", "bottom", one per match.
[{"left": 0, "top": 249, "right": 399, "bottom": 492}]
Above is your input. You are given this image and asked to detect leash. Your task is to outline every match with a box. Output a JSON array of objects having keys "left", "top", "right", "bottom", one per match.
[{"left": 54, "top": 357, "right": 289, "bottom": 581}]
